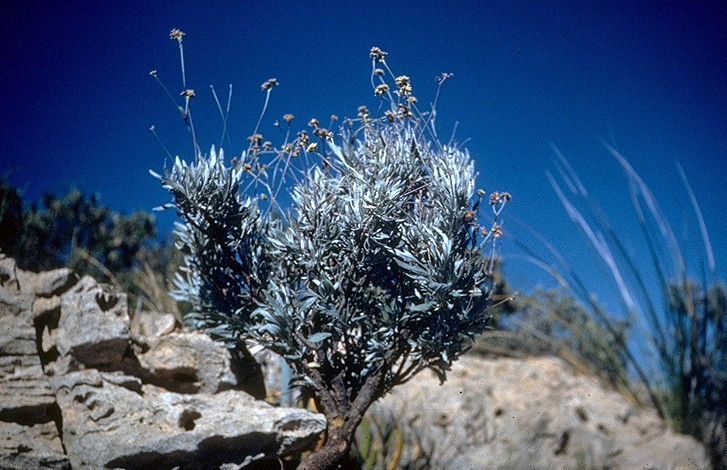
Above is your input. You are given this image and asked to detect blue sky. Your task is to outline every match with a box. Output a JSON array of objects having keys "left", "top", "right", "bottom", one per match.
[{"left": 2, "top": 1, "right": 726, "bottom": 313}]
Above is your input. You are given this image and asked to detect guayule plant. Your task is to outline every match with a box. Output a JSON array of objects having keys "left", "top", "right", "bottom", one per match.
[{"left": 152, "top": 34, "right": 507, "bottom": 469}]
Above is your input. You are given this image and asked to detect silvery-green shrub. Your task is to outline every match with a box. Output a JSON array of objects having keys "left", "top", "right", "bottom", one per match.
[{"left": 152, "top": 40, "right": 506, "bottom": 468}]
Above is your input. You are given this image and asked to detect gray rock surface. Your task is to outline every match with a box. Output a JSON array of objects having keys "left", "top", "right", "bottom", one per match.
[
  {"left": 374, "top": 354, "right": 710, "bottom": 470},
  {"left": 135, "top": 331, "right": 240, "bottom": 394},
  {"left": 52, "top": 369, "right": 325, "bottom": 469},
  {"left": 0, "top": 257, "right": 327, "bottom": 468},
  {"left": 57, "top": 276, "right": 130, "bottom": 366},
  {"left": 0, "top": 421, "right": 70, "bottom": 469}
]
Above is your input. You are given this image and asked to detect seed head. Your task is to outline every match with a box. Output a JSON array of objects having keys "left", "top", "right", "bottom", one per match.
[
  {"left": 283, "top": 113, "right": 295, "bottom": 123},
  {"left": 492, "top": 225, "right": 503, "bottom": 239},
  {"left": 308, "top": 118, "right": 320, "bottom": 128},
  {"left": 374, "top": 68, "right": 384, "bottom": 76},
  {"left": 261, "top": 78, "right": 279, "bottom": 91},
  {"left": 247, "top": 134, "right": 263, "bottom": 145},
  {"left": 384, "top": 110, "right": 396, "bottom": 122},
  {"left": 306, "top": 142, "right": 319, "bottom": 153},
  {"left": 374, "top": 84, "right": 390, "bottom": 96},
  {"left": 170, "top": 28, "right": 185, "bottom": 42},
  {"left": 181, "top": 89, "right": 195, "bottom": 98},
  {"left": 370, "top": 47, "right": 388, "bottom": 62}
]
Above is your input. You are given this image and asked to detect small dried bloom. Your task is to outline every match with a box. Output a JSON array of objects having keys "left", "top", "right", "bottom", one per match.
[
  {"left": 374, "top": 84, "right": 390, "bottom": 96},
  {"left": 480, "top": 227, "right": 489, "bottom": 237},
  {"left": 435, "top": 72, "right": 454, "bottom": 84},
  {"left": 181, "top": 89, "right": 196, "bottom": 98},
  {"left": 330, "top": 114, "right": 339, "bottom": 123},
  {"left": 358, "top": 105, "right": 370, "bottom": 118},
  {"left": 398, "top": 104, "right": 413, "bottom": 118},
  {"left": 283, "top": 144, "right": 293, "bottom": 153},
  {"left": 170, "top": 28, "right": 185, "bottom": 41},
  {"left": 297, "top": 130, "right": 310, "bottom": 146},
  {"left": 308, "top": 118, "right": 320, "bottom": 128},
  {"left": 247, "top": 134, "right": 263, "bottom": 145},
  {"left": 395, "top": 75, "right": 412, "bottom": 96},
  {"left": 374, "top": 68, "right": 384, "bottom": 76},
  {"left": 261, "top": 78, "right": 279, "bottom": 91},
  {"left": 501, "top": 192, "right": 512, "bottom": 202},
  {"left": 407, "top": 96, "right": 418, "bottom": 104},
  {"left": 149, "top": 70, "right": 158, "bottom": 78},
  {"left": 306, "top": 142, "right": 319, "bottom": 153},
  {"left": 464, "top": 210, "right": 476, "bottom": 221},
  {"left": 263, "top": 141, "right": 273, "bottom": 150},
  {"left": 489, "top": 192, "right": 500, "bottom": 205},
  {"left": 243, "top": 163, "right": 253, "bottom": 173},
  {"left": 492, "top": 225, "right": 503, "bottom": 239},
  {"left": 314, "top": 128, "right": 333, "bottom": 140},
  {"left": 260, "top": 193, "right": 268, "bottom": 201},
  {"left": 384, "top": 110, "right": 396, "bottom": 122},
  {"left": 370, "top": 47, "right": 388, "bottom": 62},
  {"left": 283, "top": 113, "right": 295, "bottom": 123},
  {"left": 477, "top": 189, "right": 486, "bottom": 197}
]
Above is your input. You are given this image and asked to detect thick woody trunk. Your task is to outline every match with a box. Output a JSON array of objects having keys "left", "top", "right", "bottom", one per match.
[{"left": 298, "top": 368, "right": 386, "bottom": 469}]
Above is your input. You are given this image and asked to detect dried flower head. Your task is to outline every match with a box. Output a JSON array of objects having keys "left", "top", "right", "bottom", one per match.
[
  {"left": 374, "top": 84, "right": 390, "bottom": 96},
  {"left": 477, "top": 189, "right": 486, "bottom": 197},
  {"left": 407, "top": 96, "right": 418, "bottom": 104},
  {"left": 314, "top": 128, "right": 333, "bottom": 140},
  {"left": 261, "top": 78, "right": 279, "bottom": 91},
  {"left": 370, "top": 47, "right": 388, "bottom": 62},
  {"left": 181, "top": 89, "right": 196, "bottom": 98},
  {"left": 435, "top": 72, "right": 454, "bottom": 84},
  {"left": 358, "top": 106, "right": 370, "bottom": 118},
  {"left": 398, "top": 104, "right": 413, "bottom": 118},
  {"left": 492, "top": 225, "right": 503, "bottom": 239},
  {"left": 308, "top": 118, "right": 320, "bottom": 128},
  {"left": 247, "top": 134, "right": 263, "bottom": 145},
  {"left": 374, "top": 68, "right": 384, "bottom": 76},
  {"left": 330, "top": 114, "right": 339, "bottom": 123},
  {"left": 480, "top": 227, "right": 489, "bottom": 237},
  {"left": 490, "top": 192, "right": 500, "bottom": 205},
  {"left": 306, "top": 142, "right": 319, "bottom": 153},
  {"left": 464, "top": 210, "right": 476, "bottom": 222},
  {"left": 384, "top": 110, "right": 396, "bottom": 122},
  {"left": 283, "top": 113, "right": 295, "bottom": 123},
  {"left": 170, "top": 28, "right": 185, "bottom": 42}
]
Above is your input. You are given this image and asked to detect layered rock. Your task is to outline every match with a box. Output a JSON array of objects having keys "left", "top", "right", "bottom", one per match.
[
  {"left": 374, "top": 354, "right": 710, "bottom": 469},
  {"left": 52, "top": 369, "right": 324, "bottom": 469},
  {"left": 0, "top": 256, "right": 326, "bottom": 468}
]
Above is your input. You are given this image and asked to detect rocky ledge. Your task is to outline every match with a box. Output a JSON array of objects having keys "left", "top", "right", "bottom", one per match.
[{"left": 0, "top": 256, "right": 325, "bottom": 469}]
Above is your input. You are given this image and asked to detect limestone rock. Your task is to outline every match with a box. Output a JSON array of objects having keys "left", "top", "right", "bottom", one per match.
[
  {"left": 0, "top": 256, "right": 77, "bottom": 298},
  {"left": 0, "top": 421, "right": 69, "bottom": 470},
  {"left": 0, "top": 289, "right": 37, "bottom": 356},
  {"left": 374, "top": 355, "right": 710, "bottom": 470},
  {"left": 134, "top": 331, "right": 241, "bottom": 394},
  {"left": 57, "top": 276, "right": 130, "bottom": 366},
  {"left": 130, "top": 310, "right": 178, "bottom": 339},
  {"left": 0, "top": 355, "right": 56, "bottom": 424},
  {"left": 52, "top": 369, "right": 326, "bottom": 469}
]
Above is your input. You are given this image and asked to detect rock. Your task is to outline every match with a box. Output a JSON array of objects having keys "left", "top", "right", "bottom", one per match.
[
  {"left": 0, "top": 421, "right": 70, "bottom": 470},
  {"left": 0, "top": 256, "right": 77, "bottom": 298},
  {"left": 373, "top": 355, "right": 710, "bottom": 470},
  {"left": 52, "top": 369, "right": 326, "bottom": 469},
  {"left": 136, "top": 331, "right": 242, "bottom": 394},
  {"left": 0, "top": 289, "right": 37, "bottom": 356},
  {"left": 0, "top": 355, "right": 56, "bottom": 425},
  {"left": 130, "top": 310, "right": 177, "bottom": 339},
  {"left": 56, "top": 276, "right": 130, "bottom": 366}
]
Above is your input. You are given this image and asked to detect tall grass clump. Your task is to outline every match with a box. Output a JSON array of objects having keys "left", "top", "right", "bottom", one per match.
[
  {"left": 149, "top": 30, "right": 508, "bottom": 469},
  {"left": 523, "top": 143, "right": 725, "bottom": 464}
]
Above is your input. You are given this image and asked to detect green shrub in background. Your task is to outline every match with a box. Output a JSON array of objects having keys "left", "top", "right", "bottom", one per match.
[
  {"left": 152, "top": 30, "right": 507, "bottom": 468},
  {"left": 0, "top": 177, "right": 182, "bottom": 316}
]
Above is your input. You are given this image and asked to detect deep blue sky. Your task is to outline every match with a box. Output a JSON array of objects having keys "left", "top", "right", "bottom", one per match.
[{"left": 2, "top": 1, "right": 726, "bottom": 313}]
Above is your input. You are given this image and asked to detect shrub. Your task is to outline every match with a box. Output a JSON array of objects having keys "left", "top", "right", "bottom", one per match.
[{"left": 152, "top": 31, "right": 507, "bottom": 468}]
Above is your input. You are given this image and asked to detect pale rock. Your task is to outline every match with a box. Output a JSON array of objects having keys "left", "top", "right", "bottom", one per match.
[
  {"left": 52, "top": 369, "right": 326, "bottom": 469},
  {"left": 374, "top": 355, "right": 710, "bottom": 470},
  {"left": 0, "top": 421, "right": 70, "bottom": 469},
  {"left": 57, "top": 276, "right": 130, "bottom": 366}
]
